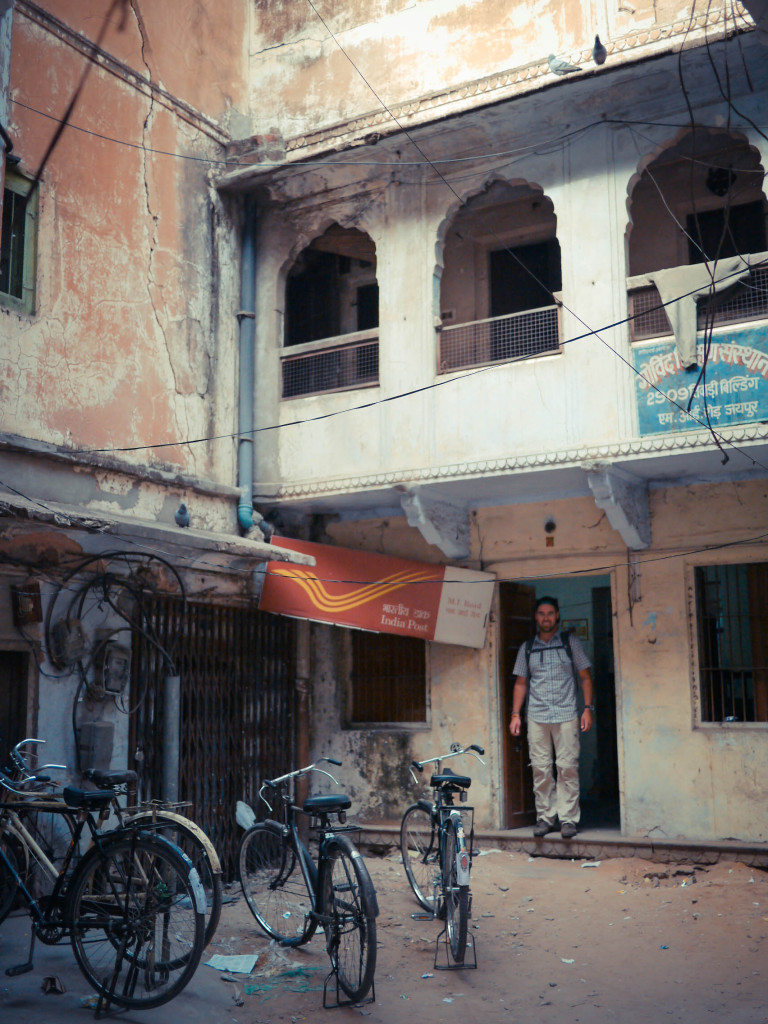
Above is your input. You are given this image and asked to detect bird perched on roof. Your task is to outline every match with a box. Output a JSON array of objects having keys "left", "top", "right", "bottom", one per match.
[
  {"left": 174, "top": 502, "right": 190, "bottom": 528},
  {"left": 592, "top": 35, "right": 607, "bottom": 65},
  {"left": 548, "top": 53, "right": 581, "bottom": 75}
]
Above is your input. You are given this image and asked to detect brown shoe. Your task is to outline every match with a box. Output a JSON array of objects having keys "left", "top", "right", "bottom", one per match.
[
  {"left": 532, "top": 819, "right": 557, "bottom": 837},
  {"left": 560, "top": 822, "right": 578, "bottom": 839}
]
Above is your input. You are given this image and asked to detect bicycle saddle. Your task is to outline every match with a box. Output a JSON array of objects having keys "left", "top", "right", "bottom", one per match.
[
  {"left": 430, "top": 767, "right": 471, "bottom": 789},
  {"left": 83, "top": 768, "right": 138, "bottom": 789},
  {"left": 62, "top": 785, "right": 116, "bottom": 809},
  {"left": 303, "top": 794, "right": 351, "bottom": 813}
]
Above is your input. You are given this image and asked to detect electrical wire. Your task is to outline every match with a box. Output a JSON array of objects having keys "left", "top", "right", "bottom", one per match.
[{"left": 5, "top": 3, "right": 767, "bottom": 593}]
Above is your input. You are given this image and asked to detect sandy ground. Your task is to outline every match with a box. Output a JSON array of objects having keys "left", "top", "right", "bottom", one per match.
[{"left": 204, "top": 847, "right": 768, "bottom": 1024}]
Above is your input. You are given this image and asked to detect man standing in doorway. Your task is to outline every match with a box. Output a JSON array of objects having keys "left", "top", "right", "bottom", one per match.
[{"left": 509, "top": 596, "right": 594, "bottom": 839}]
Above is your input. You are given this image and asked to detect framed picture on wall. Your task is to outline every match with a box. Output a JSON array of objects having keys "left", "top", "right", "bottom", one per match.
[{"left": 562, "top": 618, "right": 589, "bottom": 641}]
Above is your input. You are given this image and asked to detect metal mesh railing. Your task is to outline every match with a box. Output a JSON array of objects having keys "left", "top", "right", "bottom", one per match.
[
  {"left": 628, "top": 286, "right": 674, "bottom": 341},
  {"left": 281, "top": 338, "right": 379, "bottom": 398},
  {"left": 629, "top": 265, "right": 768, "bottom": 342},
  {"left": 438, "top": 306, "right": 560, "bottom": 373},
  {"left": 697, "top": 265, "right": 768, "bottom": 328}
]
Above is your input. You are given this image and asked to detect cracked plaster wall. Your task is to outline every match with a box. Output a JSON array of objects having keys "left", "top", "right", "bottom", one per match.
[
  {"left": 2, "top": 4, "right": 245, "bottom": 509},
  {"left": 248, "top": 0, "right": 727, "bottom": 138}
]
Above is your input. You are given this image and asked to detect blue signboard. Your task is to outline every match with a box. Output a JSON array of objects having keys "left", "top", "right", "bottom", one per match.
[{"left": 633, "top": 327, "right": 768, "bottom": 436}]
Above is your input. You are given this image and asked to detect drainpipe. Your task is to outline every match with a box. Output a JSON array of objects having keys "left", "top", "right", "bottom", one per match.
[
  {"left": 162, "top": 674, "right": 181, "bottom": 803},
  {"left": 237, "top": 196, "right": 257, "bottom": 532}
]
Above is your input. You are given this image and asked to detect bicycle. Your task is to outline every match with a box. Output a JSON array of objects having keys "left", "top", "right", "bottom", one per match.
[
  {"left": 4, "top": 738, "right": 223, "bottom": 948},
  {"left": 237, "top": 757, "right": 379, "bottom": 1006},
  {"left": 400, "top": 741, "right": 485, "bottom": 966},
  {"left": 0, "top": 764, "right": 207, "bottom": 1011}
]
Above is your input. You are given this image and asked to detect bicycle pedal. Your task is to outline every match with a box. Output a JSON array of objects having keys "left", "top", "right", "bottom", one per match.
[{"left": 6, "top": 962, "right": 34, "bottom": 977}]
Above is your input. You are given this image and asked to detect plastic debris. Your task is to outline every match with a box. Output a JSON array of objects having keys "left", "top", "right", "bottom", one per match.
[
  {"left": 660, "top": 944, "right": 670, "bottom": 950},
  {"left": 561, "top": 958, "right": 575, "bottom": 964},
  {"left": 205, "top": 954, "right": 259, "bottom": 974},
  {"left": 422, "top": 973, "right": 434, "bottom": 979},
  {"left": 236, "top": 800, "right": 256, "bottom": 829},
  {"left": 581, "top": 861, "right": 601, "bottom": 868}
]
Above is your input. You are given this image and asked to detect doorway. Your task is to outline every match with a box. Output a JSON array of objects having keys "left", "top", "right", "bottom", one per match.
[
  {"left": 499, "top": 576, "right": 619, "bottom": 830},
  {"left": 0, "top": 649, "right": 31, "bottom": 758}
]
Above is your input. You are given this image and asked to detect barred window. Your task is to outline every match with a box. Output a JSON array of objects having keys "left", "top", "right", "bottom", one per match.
[
  {"left": 348, "top": 631, "right": 427, "bottom": 725},
  {"left": 695, "top": 563, "right": 768, "bottom": 723},
  {"left": 1, "top": 168, "right": 38, "bottom": 314}
]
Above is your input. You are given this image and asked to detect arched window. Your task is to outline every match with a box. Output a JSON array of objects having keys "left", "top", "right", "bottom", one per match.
[
  {"left": 282, "top": 224, "right": 379, "bottom": 398},
  {"left": 627, "top": 130, "right": 768, "bottom": 345},
  {"left": 438, "top": 181, "right": 562, "bottom": 373}
]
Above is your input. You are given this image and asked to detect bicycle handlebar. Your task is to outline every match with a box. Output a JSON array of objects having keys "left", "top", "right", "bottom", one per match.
[
  {"left": 409, "top": 742, "right": 486, "bottom": 784},
  {"left": 258, "top": 757, "right": 343, "bottom": 812},
  {"left": 0, "top": 765, "right": 55, "bottom": 797}
]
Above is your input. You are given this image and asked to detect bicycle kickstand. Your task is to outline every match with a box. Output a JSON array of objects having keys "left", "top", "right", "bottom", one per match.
[{"left": 5, "top": 921, "right": 37, "bottom": 977}]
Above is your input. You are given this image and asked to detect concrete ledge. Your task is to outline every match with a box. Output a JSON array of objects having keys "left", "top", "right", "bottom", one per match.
[{"left": 357, "top": 821, "right": 768, "bottom": 868}]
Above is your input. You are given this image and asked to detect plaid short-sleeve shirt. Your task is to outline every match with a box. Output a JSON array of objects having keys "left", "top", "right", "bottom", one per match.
[{"left": 512, "top": 630, "right": 591, "bottom": 724}]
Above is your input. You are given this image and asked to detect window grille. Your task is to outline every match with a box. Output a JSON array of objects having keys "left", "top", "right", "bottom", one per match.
[
  {"left": 438, "top": 306, "right": 560, "bottom": 373},
  {"left": 349, "top": 631, "right": 427, "bottom": 725},
  {"left": 695, "top": 562, "right": 768, "bottom": 723},
  {"left": 281, "top": 338, "right": 379, "bottom": 399},
  {"left": 629, "top": 266, "right": 768, "bottom": 343},
  {"left": 1, "top": 169, "right": 38, "bottom": 314}
]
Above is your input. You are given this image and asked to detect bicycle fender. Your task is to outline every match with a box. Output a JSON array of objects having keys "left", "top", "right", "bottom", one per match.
[
  {"left": 258, "top": 818, "right": 291, "bottom": 840},
  {"left": 349, "top": 846, "right": 380, "bottom": 917},
  {"left": 450, "top": 811, "right": 471, "bottom": 886},
  {"left": 416, "top": 799, "right": 434, "bottom": 815},
  {"left": 128, "top": 810, "right": 223, "bottom": 874}
]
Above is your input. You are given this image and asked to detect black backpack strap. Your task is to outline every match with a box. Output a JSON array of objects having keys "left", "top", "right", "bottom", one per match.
[{"left": 562, "top": 629, "right": 575, "bottom": 671}]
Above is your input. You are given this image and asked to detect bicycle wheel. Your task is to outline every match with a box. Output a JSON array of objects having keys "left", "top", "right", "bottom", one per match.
[
  {"left": 238, "top": 823, "right": 314, "bottom": 944},
  {"left": 68, "top": 831, "right": 205, "bottom": 1010},
  {"left": 443, "top": 817, "right": 468, "bottom": 963},
  {"left": 0, "top": 835, "right": 20, "bottom": 924},
  {"left": 320, "top": 834, "right": 377, "bottom": 1003},
  {"left": 129, "top": 811, "right": 223, "bottom": 948},
  {"left": 400, "top": 803, "right": 439, "bottom": 912}
]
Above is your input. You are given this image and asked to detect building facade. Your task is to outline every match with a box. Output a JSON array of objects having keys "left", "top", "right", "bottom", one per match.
[
  {"left": 0, "top": 0, "right": 310, "bottom": 873},
  {"left": 220, "top": 1, "right": 768, "bottom": 842},
  {"left": 3, "top": 1, "right": 767, "bottom": 851}
]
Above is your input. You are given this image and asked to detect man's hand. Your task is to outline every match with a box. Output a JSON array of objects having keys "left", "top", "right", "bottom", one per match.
[
  {"left": 509, "top": 715, "right": 522, "bottom": 737},
  {"left": 580, "top": 708, "right": 593, "bottom": 733}
]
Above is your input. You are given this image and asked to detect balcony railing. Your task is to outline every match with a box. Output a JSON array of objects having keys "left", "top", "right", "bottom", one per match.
[
  {"left": 437, "top": 305, "right": 560, "bottom": 374},
  {"left": 628, "top": 260, "right": 768, "bottom": 343},
  {"left": 281, "top": 329, "right": 379, "bottom": 399}
]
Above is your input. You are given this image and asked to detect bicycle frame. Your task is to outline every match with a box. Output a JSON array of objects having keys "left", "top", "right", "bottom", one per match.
[{"left": 0, "top": 797, "right": 92, "bottom": 929}]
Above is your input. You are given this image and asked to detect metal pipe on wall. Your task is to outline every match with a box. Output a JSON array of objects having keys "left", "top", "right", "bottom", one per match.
[
  {"left": 237, "top": 196, "right": 257, "bottom": 532},
  {"left": 162, "top": 674, "right": 181, "bottom": 802}
]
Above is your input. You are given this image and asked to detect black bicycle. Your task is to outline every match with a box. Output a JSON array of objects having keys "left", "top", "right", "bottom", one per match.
[
  {"left": 5, "top": 738, "right": 223, "bottom": 949},
  {"left": 237, "top": 757, "right": 378, "bottom": 1005},
  {"left": 0, "top": 764, "right": 206, "bottom": 1011},
  {"left": 400, "top": 742, "right": 485, "bottom": 964}
]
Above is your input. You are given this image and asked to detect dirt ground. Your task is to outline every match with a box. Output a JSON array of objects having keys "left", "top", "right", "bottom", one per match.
[{"left": 206, "top": 847, "right": 768, "bottom": 1024}]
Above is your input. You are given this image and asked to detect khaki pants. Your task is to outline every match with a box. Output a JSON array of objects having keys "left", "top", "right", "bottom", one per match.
[{"left": 527, "top": 718, "right": 581, "bottom": 826}]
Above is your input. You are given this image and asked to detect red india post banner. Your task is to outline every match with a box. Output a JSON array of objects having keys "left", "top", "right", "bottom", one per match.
[{"left": 258, "top": 539, "right": 494, "bottom": 649}]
